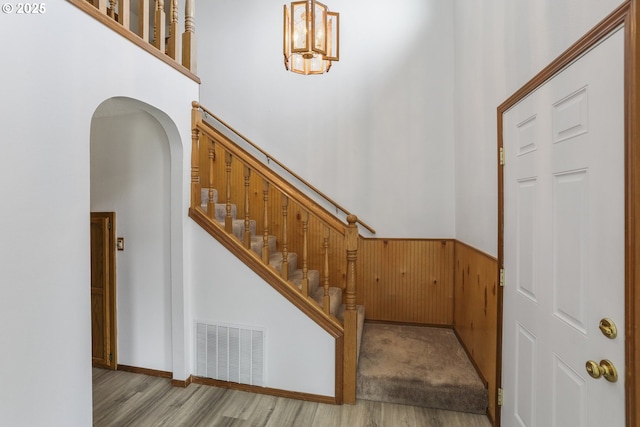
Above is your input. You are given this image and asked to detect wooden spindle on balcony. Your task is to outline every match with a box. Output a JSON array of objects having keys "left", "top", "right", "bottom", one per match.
[
  {"left": 182, "top": 0, "right": 197, "bottom": 72},
  {"left": 343, "top": 214, "right": 359, "bottom": 404},
  {"left": 262, "top": 180, "right": 270, "bottom": 264},
  {"left": 281, "top": 195, "right": 289, "bottom": 281},
  {"left": 322, "top": 226, "right": 330, "bottom": 314},
  {"left": 107, "top": 0, "right": 115, "bottom": 18},
  {"left": 207, "top": 142, "right": 215, "bottom": 220},
  {"left": 118, "top": 0, "right": 130, "bottom": 29},
  {"left": 301, "top": 210, "right": 309, "bottom": 297},
  {"left": 153, "top": 0, "right": 165, "bottom": 53},
  {"left": 243, "top": 166, "right": 252, "bottom": 249},
  {"left": 138, "top": 0, "right": 150, "bottom": 41},
  {"left": 190, "top": 103, "right": 201, "bottom": 209},
  {"left": 167, "top": 0, "right": 179, "bottom": 60},
  {"left": 93, "top": 0, "right": 107, "bottom": 14},
  {"left": 224, "top": 152, "right": 233, "bottom": 233}
]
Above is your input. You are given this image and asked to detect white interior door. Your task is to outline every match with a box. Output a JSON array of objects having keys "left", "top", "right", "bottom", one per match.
[{"left": 502, "top": 27, "right": 625, "bottom": 427}]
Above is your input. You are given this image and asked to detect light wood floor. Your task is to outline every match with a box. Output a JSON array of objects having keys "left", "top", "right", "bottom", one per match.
[{"left": 93, "top": 368, "right": 493, "bottom": 427}]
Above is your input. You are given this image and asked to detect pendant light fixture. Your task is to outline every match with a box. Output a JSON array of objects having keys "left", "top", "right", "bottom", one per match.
[{"left": 283, "top": 0, "right": 339, "bottom": 75}]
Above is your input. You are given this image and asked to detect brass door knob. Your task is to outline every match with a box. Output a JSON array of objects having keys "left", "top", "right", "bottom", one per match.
[{"left": 585, "top": 359, "right": 618, "bottom": 382}]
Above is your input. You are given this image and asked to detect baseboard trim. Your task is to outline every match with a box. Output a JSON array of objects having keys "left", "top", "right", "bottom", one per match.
[
  {"left": 365, "top": 319, "right": 454, "bottom": 329},
  {"left": 192, "top": 376, "right": 339, "bottom": 405},
  {"left": 117, "top": 364, "right": 172, "bottom": 379},
  {"left": 171, "top": 376, "right": 193, "bottom": 388}
]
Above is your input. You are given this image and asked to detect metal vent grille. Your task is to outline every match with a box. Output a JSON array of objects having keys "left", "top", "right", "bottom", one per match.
[{"left": 196, "top": 322, "right": 265, "bottom": 386}]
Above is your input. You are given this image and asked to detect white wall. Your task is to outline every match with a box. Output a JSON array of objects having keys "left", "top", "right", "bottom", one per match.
[
  {"left": 454, "top": 0, "right": 626, "bottom": 256},
  {"left": 197, "top": 0, "right": 456, "bottom": 238},
  {"left": 91, "top": 107, "right": 172, "bottom": 371},
  {"left": 0, "top": 3, "right": 198, "bottom": 425},
  {"left": 190, "top": 225, "right": 336, "bottom": 396}
]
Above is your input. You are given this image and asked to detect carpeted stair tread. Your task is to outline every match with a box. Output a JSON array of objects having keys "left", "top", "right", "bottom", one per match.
[
  {"left": 269, "top": 252, "right": 298, "bottom": 277},
  {"left": 201, "top": 188, "right": 219, "bottom": 205},
  {"left": 216, "top": 218, "right": 258, "bottom": 242},
  {"left": 289, "top": 269, "right": 320, "bottom": 295},
  {"left": 250, "top": 235, "right": 277, "bottom": 255},
  {"left": 309, "top": 286, "right": 342, "bottom": 316},
  {"left": 356, "top": 323, "right": 488, "bottom": 414}
]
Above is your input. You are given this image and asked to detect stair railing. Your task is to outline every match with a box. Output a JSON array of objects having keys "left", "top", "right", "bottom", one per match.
[
  {"left": 197, "top": 106, "right": 375, "bottom": 235},
  {"left": 189, "top": 102, "right": 359, "bottom": 404},
  {"left": 70, "top": 0, "right": 197, "bottom": 76}
]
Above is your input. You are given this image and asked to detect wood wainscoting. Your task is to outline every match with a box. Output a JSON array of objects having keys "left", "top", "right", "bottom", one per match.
[
  {"left": 453, "top": 241, "right": 499, "bottom": 425},
  {"left": 354, "top": 238, "right": 499, "bottom": 367},
  {"left": 357, "top": 239, "right": 455, "bottom": 325},
  {"left": 356, "top": 238, "right": 499, "bottom": 422}
]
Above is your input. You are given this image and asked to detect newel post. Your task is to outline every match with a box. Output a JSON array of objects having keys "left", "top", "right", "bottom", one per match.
[
  {"left": 343, "top": 214, "right": 359, "bottom": 404},
  {"left": 190, "top": 102, "right": 202, "bottom": 209}
]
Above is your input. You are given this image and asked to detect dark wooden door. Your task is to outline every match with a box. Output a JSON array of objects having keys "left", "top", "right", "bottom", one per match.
[{"left": 91, "top": 212, "right": 116, "bottom": 369}]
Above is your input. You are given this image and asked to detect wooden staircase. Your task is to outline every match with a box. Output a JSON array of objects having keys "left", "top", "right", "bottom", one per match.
[
  {"left": 198, "top": 187, "right": 365, "bottom": 344},
  {"left": 188, "top": 102, "right": 365, "bottom": 404}
]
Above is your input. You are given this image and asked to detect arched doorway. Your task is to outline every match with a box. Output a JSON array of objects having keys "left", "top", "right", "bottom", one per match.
[{"left": 90, "top": 97, "right": 185, "bottom": 375}]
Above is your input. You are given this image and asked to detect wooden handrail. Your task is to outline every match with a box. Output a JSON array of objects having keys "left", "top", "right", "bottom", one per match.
[
  {"left": 196, "top": 115, "right": 348, "bottom": 236},
  {"left": 197, "top": 104, "right": 376, "bottom": 234}
]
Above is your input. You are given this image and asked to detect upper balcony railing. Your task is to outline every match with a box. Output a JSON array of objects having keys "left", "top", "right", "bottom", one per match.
[{"left": 69, "top": 0, "right": 199, "bottom": 82}]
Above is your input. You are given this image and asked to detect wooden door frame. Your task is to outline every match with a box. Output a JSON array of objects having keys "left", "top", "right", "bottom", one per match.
[
  {"left": 91, "top": 211, "right": 117, "bottom": 369},
  {"left": 496, "top": 2, "right": 639, "bottom": 426}
]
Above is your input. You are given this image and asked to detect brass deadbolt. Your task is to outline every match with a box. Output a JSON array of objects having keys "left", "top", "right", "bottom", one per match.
[{"left": 599, "top": 318, "right": 617, "bottom": 339}]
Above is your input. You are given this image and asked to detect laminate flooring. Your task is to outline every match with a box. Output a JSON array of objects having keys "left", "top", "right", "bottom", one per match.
[{"left": 93, "top": 368, "right": 493, "bottom": 427}]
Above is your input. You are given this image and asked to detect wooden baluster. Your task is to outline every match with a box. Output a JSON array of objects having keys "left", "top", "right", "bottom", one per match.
[
  {"left": 153, "top": 0, "right": 166, "bottom": 53},
  {"left": 301, "top": 210, "right": 309, "bottom": 297},
  {"left": 261, "top": 180, "right": 270, "bottom": 264},
  {"left": 322, "top": 226, "right": 330, "bottom": 314},
  {"left": 138, "top": 0, "right": 150, "bottom": 41},
  {"left": 225, "top": 152, "right": 233, "bottom": 233},
  {"left": 167, "top": 0, "right": 179, "bottom": 60},
  {"left": 243, "top": 166, "right": 252, "bottom": 249},
  {"left": 190, "top": 103, "right": 201, "bottom": 209},
  {"left": 108, "top": 0, "right": 115, "bottom": 18},
  {"left": 118, "top": 0, "right": 130, "bottom": 30},
  {"left": 343, "top": 214, "right": 359, "bottom": 404},
  {"left": 93, "top": 0, "right": 107, "bottom": 14},
  {"left": 182, "top": 0, "right": 197, "bottom": 72},
  {"left": 207, "top": 142, "right": 215, "bottom": 220},
  {"left": 281, "top": 196, "right": 289, "bottom": 281}
]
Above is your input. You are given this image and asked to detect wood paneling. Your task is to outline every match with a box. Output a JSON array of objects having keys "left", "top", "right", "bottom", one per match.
[
  {"left": 453, "top": 241, "right": 499, "bottom": 425},
  {"left": 357, "top": 239, "right": 455, "bottom": 325}
]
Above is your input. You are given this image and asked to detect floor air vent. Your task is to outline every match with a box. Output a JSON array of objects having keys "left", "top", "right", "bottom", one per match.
[{"left": 195, "top": 322, "right": 265, "bottom": 386}]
